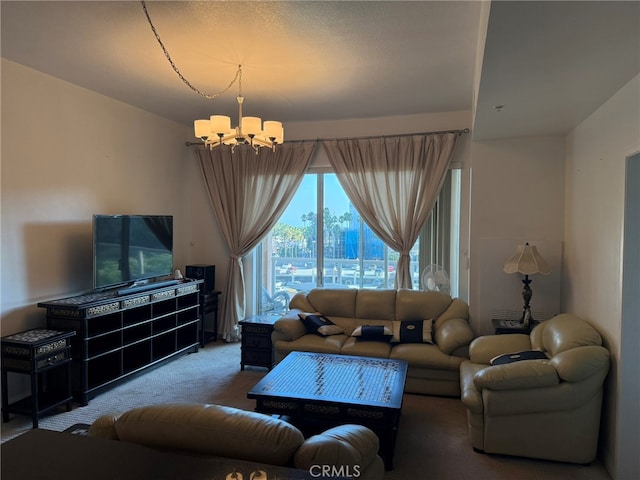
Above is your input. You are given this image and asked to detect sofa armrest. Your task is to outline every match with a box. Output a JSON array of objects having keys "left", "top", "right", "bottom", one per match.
[
  {"left": 549, "top": 345, "right": 610, "bottom": 382},
  {"left": 434, "top": 317, "right": 475, "bottom": 355},
  {"left": 273, "top": 309, "right": 307, "bottom": 341},
  {"left": 294, "top": 424, "right": 380, "bottom": 475},
  {"left": 96, "top": 404, "right": 305, "bottom": 466},
  {"left": 88, "top": 414, "right": 120, "bottom": 440},
  {"left": 473, "top": 361, "right": 559, "bottom": 391},
  {"left": 460, "top": 361, "right": 485, "bottom": 414},
  {"left": 468, "top": 334, "right": 532, "bottom": 364}
]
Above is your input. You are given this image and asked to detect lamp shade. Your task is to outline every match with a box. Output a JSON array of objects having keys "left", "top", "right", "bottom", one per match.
[
  {"left": 194, "top": 119, "right": 211, "bottom": 139},
  {"left": 263, "top": 121, "right": 284, "bottom": 143},
  {"left": 503, "top": 243, "right": 552, "bottom": 275},
  {"left": 210, "top": 115, "right": 231, "bottom": 135},
  {"left": 242, "top": 116, "right": 262, "bottom": 136}
]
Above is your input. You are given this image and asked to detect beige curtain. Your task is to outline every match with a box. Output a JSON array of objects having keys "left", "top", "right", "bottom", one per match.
[
  {"left": 322, "top": 133, "right": 458, "bottom": 289},
  {"left": 196, "top": 142, "right": 316, "bottom": 341}
]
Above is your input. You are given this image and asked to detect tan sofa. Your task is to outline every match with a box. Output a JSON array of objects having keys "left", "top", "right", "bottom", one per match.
[
  {"left": 272, "top": 288, "right": 474, "bottom": 396},
  {"left": 459, "top": 313, "right": 610, "bottom": 464},
  {"left": 89, "top": 403, "right": 384, "bottom": 480}
]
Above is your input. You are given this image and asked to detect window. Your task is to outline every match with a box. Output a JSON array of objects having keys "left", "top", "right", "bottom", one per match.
[{"left": 256, "top": 169, "right": 460, "bottom": 313}]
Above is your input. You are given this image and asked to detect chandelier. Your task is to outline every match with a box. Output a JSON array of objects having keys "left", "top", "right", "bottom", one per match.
[
  {"left": 194, "top": 65, "right": 284, "bottom": 153},
  {"left": 141, "top": 1, "right": 283, "bottom": 153}
]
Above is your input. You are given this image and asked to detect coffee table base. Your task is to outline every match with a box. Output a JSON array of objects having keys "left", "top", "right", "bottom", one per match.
[{"left": 255, "top": 399, "right": 401, "bottom": 470}]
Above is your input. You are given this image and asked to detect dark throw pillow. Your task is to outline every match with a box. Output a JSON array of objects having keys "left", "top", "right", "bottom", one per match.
[
  {"left": 298, "top": 313, "right": 344, "bottom": 336},
  {"left": 351, "top": 325, "right": 393, "bottom": 341},
  {"left": 391, "top": 319, "right": 434, "bottom": 344},
  {"left": 490, "top": 350, "right": 548, "bottom": 365}
]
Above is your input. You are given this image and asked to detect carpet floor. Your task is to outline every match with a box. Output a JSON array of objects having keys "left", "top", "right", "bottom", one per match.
[{"left": 1, "top": 342, "right": 612, "bottom": 480}]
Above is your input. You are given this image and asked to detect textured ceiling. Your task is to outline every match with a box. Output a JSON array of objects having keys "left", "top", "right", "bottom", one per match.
[
  {"left": 1, "top": 1, "right": 638, "bottom": 140},
  {"left": 1, "top": 1, "right": 481, "bottom": 126}
]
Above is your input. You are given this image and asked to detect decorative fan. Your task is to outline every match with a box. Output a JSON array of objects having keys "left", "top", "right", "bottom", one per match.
[{"left": 421, "top": 264, "right": 450, "bottom": 294}]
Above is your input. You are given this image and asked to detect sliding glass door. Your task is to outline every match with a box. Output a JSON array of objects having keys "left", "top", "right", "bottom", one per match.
[{"left": 256, "top": 170, "right": 459, "bottom": 313}]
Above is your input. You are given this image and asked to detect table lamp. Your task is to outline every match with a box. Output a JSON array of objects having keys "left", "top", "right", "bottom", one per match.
[{"left": 503, "top": 242, "right": 551, "bottom": 327}]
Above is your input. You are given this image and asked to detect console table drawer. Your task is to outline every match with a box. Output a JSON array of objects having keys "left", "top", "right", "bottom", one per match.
[
  {"left": 244, "top": 335, "right": 271, "bottom": 349},
  {"left": 242, "top": 324, "right": 273, "bottom": 335},
  {"left": 244, "top": 350, "right": 273, "bottom": 366},
  {"left": 3, "top": 350, "right": 70, "bottom": 372}
]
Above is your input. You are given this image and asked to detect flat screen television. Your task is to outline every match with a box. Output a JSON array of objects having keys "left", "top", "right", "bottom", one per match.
[{"left": 93, "top": 214, "right": 174, "bottom": 290}]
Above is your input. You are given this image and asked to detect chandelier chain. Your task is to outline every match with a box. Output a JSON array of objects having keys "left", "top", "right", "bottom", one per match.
[{"left": 140, "top": 0, "right": 240, "bottom": 100}]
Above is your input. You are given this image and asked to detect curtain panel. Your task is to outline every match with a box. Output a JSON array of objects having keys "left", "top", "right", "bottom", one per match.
[
  {"left": 322, "top": 133, "right": 458, "bottom": 289},
  {"left": 196, "top": 142, "right": 316, "bottom": 341}
]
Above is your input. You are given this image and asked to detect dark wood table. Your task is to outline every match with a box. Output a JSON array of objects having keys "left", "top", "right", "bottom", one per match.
[
  {"left": 247, "top": 351, "right": 408, "bottom": 470},
  {"left": 239, "top": 314, "right": 280, "bottom": 370},
  {"left": 1, "top": 329, "right": 75, "bottom": 428},
  {"left": 1, "top": 429, "right": 319, "bottom": 480}
]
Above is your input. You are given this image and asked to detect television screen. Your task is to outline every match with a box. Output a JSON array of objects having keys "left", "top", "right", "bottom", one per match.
[{"left": 93, "top": 215, "right": 173, "bottom": 290}]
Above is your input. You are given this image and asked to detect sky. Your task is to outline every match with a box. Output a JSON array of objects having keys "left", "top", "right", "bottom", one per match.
[{"left": 279, "top": 174, "right": 352, "bottom": 227}]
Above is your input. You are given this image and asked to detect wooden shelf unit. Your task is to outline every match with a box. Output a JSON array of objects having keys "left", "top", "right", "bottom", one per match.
[{"left": 38, "top": 280, "right": 203, "bottom": 405}]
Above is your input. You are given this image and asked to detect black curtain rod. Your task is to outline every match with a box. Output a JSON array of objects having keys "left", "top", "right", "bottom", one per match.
[{"left": 185, "top": 128, "right": 470, "bottom": 147}]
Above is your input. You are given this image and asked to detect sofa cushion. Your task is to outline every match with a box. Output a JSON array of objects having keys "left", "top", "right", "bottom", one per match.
[
  {"left": 276, "top": 333, "right": 348, "bottom": 356},
  {"left": 299, "top": 313, "right": 345, "bottom": 336},
  {"left": 390, "top": 343, "right": 462, "bottom": 370},
  {"left": 307, "top": 289, "right": 358, "bottom": 318},
  {"left": 351, "top": 325, "right": 393, "bottom": 341},
  {"left": 112, "top": 404, "right": 304, "bottom": 466},
  {"left": 340, "top": 336, "right": 392, "bottom": 358},
  {"left": 391, "top": 319, "right": 433, "bottom": 344},
  {"left": 395, "top": 289, "right": 452, "bottom": 322},
  {"left": 354, "top": 289, "right": 397, "bottom": 320}
]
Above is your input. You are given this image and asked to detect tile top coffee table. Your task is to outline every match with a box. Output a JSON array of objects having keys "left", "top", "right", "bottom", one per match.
[{"left": 247, "top": 351, "right": 408, "bottom": 470}]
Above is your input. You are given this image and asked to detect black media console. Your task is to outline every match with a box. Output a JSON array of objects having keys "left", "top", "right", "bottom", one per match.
[{"left": 38, "top": 280, "right": 203, "bottom": 405}]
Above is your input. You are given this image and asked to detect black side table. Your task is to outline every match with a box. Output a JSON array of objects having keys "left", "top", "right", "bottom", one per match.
[
  {"left": 239, "top": 314, "right": 280, "bottom": 370},
  {"left": 1, "top": 328, "right": 75, "bottom": 428},
  {"left": 492, "top": 318, "right": 537, "bottom": 335},
  {"left": 200, "top": 291, "right": 221, "bottom": 346}
]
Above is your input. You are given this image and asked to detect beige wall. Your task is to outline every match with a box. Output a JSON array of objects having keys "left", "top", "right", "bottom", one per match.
[
  {"left": 1, "top": 58, "right": 193, "bottom": 336},
  {"left": 565, "top": 74, "right": 640, "bottom": 479},
  {"left": 468, "top": 136, "right": 566, "bottom": 335}
]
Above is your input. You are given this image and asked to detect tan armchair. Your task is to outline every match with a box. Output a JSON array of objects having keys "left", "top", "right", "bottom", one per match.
[{"left": 459, "top": 314, "right": 609, "bottom": 464}]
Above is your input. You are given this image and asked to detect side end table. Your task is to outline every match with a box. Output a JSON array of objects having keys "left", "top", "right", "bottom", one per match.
[
  {"left": 239, "top": 314, "right": 280, "bottom": 370},
  {"left": 200, "top": 290, "right": 221, "bottom": 346},
  {"left": 1, "top": 328, "right": 75, "bottom": 428},
  {"left": 492, "top": 318, "right": 537, "bottom": 335}
]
